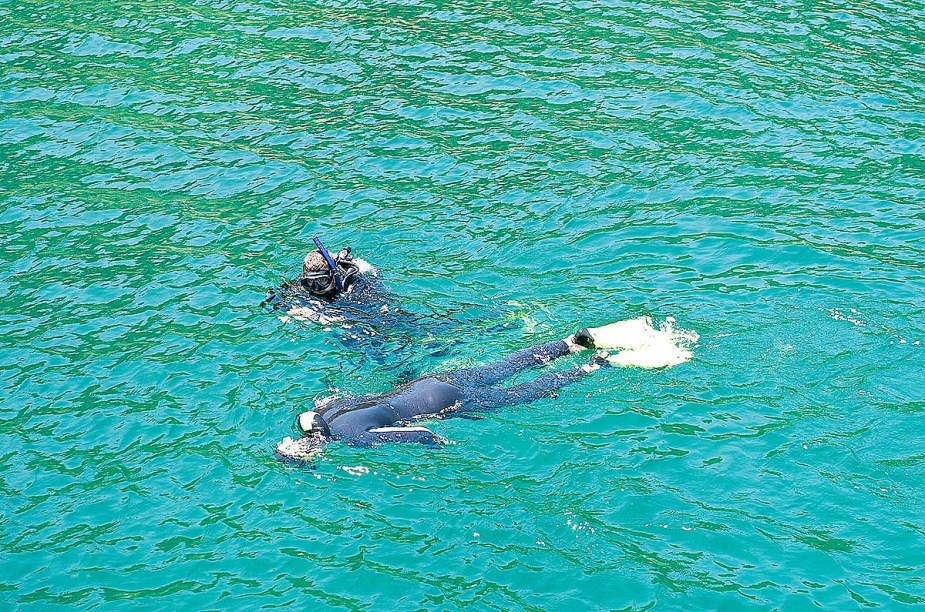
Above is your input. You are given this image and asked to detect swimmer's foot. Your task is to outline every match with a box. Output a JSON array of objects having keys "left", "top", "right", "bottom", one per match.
[
  {"left": 581, "top": 352, "right": 612, "bottom": 373},
  {"left": 564, "top": 333, "right": 588, "bottom": 353}
]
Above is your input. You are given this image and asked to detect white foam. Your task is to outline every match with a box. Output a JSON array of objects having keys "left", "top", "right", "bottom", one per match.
[
  {"left": 594, "top": 316, "right": 698, "bottom": 369},
  {"left": 277, "top": 436, "right": 312, "bottom": 460},
  {"left": 353, "top": 258, "right": 377, "bottom": 276},
  {"left": 285, "top": 305, "right": 343, "bottom": 325},
  {"left": 827, "top": 308, "right": 865, "bottom": 326},
  {"left": 339, "top": 465, "right": 370, "bottom": 476},
  {"left": 314, "top": 394, "right": 338, "bottom": 409}
]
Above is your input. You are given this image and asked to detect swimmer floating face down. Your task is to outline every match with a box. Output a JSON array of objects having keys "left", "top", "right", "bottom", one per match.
[
  {"left": 274, "top": 318, "right": 699, "bottom": 464},
  {"left": 275, "top": 333, "right": 611, "bottom": 464}
]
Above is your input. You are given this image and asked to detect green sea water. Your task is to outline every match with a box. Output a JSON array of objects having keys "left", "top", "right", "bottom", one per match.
[{"left": 2, "top": 0, "right": 924, "bottom": 608}]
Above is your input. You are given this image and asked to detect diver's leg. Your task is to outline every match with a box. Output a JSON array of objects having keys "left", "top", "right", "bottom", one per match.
[
  {"left": 474, "top": 356, "right": 608, "bottom": 409},
  {"left": 442, "top": 336, "right": 585, "bottom": 387}
]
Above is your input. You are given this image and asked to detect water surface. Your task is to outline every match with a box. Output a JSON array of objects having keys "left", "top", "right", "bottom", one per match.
[{"left": 2, "top": 0, "right": 924, "bottom": 608}]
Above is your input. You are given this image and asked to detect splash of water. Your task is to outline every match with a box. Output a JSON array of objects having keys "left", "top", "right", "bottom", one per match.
[
  {"left": 353, "top": 258, "right": 377, "bottom": 276},
  {"left": 592, "top": 316, "right": 699, "bottom": 369}
]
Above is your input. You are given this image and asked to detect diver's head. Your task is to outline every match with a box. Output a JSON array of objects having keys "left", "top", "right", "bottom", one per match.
[
  {"left": 302, "top": 250, "right": 329, "bottom": 276},
  {"left": 298, "top": 243, "right": 360, "bottom": 299},
  {"left": 276, "top": 410, "right": 332, "bottom": 463},
  {"left": 296, "top": 410, "right": 332, "bottom": 437}
]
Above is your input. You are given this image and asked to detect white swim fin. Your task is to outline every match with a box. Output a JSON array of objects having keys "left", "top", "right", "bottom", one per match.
[
  {"left": 575, "top": 317, "right": 657, "bottom": 350},
  {"left": 576, "top": 316, "right": 698, "bottom": 369}
]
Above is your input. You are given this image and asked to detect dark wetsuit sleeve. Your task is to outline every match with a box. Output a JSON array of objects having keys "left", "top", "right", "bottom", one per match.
[
  {"left": 474, "top": 364, "right": 593, "bottom": 409},
  {"left": 441, "top": 340, "right": 571, "bottom": 387}
]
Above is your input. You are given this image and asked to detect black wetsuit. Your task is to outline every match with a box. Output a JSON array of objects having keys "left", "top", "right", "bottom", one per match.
[
  {"left": 308, "top": 339, "right": 595, "bottom": 446},
  {"left": 266, "top": 264, "right": 518, "bottom": 367},
  {"left": 266, "top": 269, "right": 393, "bottom": 327},
  {"left": 265, "top": 266, "right": 453, "bottom": 356}
]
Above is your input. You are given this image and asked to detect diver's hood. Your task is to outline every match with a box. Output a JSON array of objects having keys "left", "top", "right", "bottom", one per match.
[{"left": 299, "top": 247, "right": 361, "bottom": 299}]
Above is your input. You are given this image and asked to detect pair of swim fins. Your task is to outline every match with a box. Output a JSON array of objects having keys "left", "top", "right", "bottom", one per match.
[
  {"left": 575, "top": 318, "right": 655, "bottom": 350},
  {"left": 575, "top": 317, "right": 697, "bottom": 369}
]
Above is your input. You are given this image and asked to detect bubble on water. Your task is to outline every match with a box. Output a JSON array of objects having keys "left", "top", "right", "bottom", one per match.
[{"left": 826, "top": 308, "right": 866, "bottom": 326}]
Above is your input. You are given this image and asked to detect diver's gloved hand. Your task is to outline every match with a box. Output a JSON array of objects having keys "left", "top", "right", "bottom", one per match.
[
  {"left": 297, "top": 410, "right": 331, "bottom": 437},
  {"left": 334, "top": 247, "right": 351, "bottom": 262},
  {"left": 569, "top": 322, "right": 637, "bottom": 351},
  {"left": 564, "top": 332, "right": 588, "bottom": 353}
]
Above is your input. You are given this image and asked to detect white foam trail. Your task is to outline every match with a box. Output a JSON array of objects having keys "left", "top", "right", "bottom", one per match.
[{"left": 596, "top": 316, "right": 699, "bottom": 369}]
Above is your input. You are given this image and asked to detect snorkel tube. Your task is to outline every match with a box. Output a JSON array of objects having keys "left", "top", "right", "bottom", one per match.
[{"left": 313, "top": 236, "right": 343, "bottom": 291}]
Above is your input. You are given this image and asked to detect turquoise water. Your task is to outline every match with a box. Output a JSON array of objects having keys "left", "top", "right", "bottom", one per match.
[{"left": 2, "top": 0, "right": 924, "bottom": 608}]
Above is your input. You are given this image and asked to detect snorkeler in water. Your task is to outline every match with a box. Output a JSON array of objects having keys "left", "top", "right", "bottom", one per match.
[
  {"left": 265, "top": 237, "right": 519, "bottom": 363},
  {"left": 275, "top": 325, "right": 619, "bottom": 462},
  {"left": 265, "top": 237, "right": 380, "bottom": 323},
  {"left": 264, "top": 237, "right": 430, "bottom": 353}
]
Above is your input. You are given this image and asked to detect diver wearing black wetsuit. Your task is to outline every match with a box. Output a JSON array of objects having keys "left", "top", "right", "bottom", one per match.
[
  {"left": 276, "top": 332, "right": 606, "bottom": 460},
  {"left": 264, "top": 237, "right": 453, "bottom": 360},
  {"left": 265, "top": 237, "right": 376, "bottom": 320}
]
